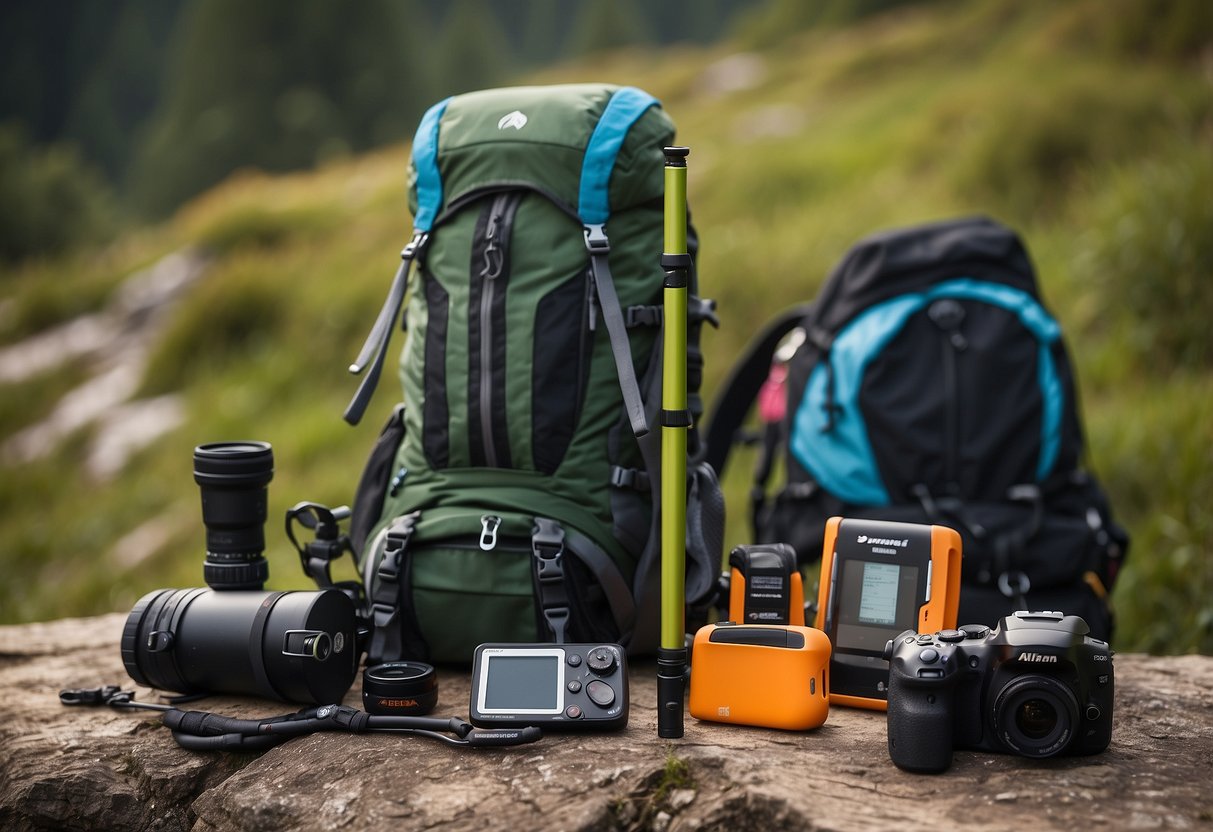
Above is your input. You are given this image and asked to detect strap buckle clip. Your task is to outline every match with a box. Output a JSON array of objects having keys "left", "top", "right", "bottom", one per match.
[
  {"left": 59, "top": 685, "right": 133, "bottom": 706},
  {"left": 583, "top": 224, "right": 610, "bottom": 254},
  {"left": 401, "top": 232, "right": 430, "bottom": 261}
]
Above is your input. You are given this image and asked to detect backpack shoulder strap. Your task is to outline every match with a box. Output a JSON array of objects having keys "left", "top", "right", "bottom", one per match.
[
  {"left": 343, "top": 97, "right": 453, "bottom": 425},
  {"left": 578, "top": 87, "right": 661, "bottom": 439},
  {"left": 703, "top": 303, "right": 812, "bottom": 475}
]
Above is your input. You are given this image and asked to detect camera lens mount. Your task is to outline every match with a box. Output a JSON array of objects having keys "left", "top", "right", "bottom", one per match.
[
  {"left": 992, "top": 675, "right": 1080, "bottom": 758},
  {"left": 193, "top": 441, "right": 274, "bottom": 590}
]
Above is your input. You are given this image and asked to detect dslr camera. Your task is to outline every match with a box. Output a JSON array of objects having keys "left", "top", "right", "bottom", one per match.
[{"left": 885, "top": 611, "right": 1113, "bottom": 773}]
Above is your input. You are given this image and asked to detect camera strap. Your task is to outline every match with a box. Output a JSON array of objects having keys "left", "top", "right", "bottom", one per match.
[{"left": 60, "top": 686, "right": 542, "bottom": 751}]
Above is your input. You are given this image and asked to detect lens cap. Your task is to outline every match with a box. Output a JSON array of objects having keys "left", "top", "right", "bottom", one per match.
[{"left": 363, "top": 662, "right": 438, "bottom": 716}]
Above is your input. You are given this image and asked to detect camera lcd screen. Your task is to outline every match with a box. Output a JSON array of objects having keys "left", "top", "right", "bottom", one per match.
[
  {"left": 835, "top": 559, "right": 920, "bottom": 653},
  {"left": 478, "top": 651, "right": 563, "bottom": 714}
]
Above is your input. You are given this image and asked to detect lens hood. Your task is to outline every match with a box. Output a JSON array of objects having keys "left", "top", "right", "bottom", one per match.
[{"left": 193, "top": 441, "right": 274, "bottom": 487}]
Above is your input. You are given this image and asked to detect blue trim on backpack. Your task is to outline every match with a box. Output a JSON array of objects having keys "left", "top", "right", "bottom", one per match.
[
  {"left": 790, "top": 278, "right": 1063, "bottom": 506},
  {"left": 411, "top": 97, "right": 453, "bottom": 232},
  {"left": 578, "top": 87, "right": 660, "bottom": 226}
]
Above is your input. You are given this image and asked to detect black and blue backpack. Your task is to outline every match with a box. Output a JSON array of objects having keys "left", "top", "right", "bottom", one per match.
[{"left": 705, "top": 216, "right": 1128, "bottom": 639}]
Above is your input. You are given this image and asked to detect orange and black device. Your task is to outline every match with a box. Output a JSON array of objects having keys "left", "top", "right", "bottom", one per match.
[
  {"left": 688, "top": 623, "right": 830, "bottom": 731},
  {"left": 727, "top": 543, "right": 805, "bottom": 626},
  {"left": 814, "top": 517, "right": 961, "bottom": 711}
]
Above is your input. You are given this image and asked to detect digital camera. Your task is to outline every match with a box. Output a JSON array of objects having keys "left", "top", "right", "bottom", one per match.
[{"left": 885, "top": 611, "right": 1113, "bottom": 773}]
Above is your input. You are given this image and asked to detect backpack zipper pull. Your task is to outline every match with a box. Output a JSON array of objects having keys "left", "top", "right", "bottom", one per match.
[
  {"left": 928, "top": 299, "right": 968, "bottom": 350},
  {"left": 479, "top": 515, "right": 502, "bottom": 551},
  {"left": 482, "top": 203, "right": 505, "bottom": 280}
]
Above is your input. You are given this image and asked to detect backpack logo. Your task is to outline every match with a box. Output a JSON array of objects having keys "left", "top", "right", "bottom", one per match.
[{"left": 497, "top": 110, "right": 528, "bottom": 130}]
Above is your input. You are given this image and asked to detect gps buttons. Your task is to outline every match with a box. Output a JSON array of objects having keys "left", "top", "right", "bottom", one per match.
[{"left": 586, "top": 680, "right": 615, "bottom": 708}]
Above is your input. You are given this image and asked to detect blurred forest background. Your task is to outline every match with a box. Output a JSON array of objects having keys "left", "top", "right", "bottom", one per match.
[{"left": 1, "top": 0, "right": 1210, "bottom": 653}]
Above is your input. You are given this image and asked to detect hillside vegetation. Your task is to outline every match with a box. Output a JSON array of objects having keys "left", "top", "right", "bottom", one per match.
[{"left": 1, "top": 0, "right": 1210, "bottom": 653}]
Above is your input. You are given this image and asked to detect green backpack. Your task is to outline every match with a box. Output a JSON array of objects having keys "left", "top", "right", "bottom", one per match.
[{"left": 343, "top": 84, "right": 723, "bottom": 664}]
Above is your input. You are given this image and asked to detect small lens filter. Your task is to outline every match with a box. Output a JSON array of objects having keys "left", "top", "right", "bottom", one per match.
[{"left": 363, "top": 662, "right": 438, "bottom": 716}]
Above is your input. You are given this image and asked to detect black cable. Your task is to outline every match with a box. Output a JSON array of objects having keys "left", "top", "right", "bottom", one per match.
[{"left": 59, "top": 686, "right": 542, "bottom": 750}]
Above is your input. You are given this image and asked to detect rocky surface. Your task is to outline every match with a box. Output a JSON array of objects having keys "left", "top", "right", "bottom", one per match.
[{"left": 1, "top": 613, "right": 1211, "bottom": 831}]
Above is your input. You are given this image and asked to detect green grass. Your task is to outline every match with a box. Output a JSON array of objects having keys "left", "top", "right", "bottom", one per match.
[{"left": 1, "top": 0, "right": 1210, "bottom": 654}]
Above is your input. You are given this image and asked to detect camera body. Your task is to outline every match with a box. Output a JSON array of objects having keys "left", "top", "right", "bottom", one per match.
[
  {"left": 689, "top": 623, "right": 831, "bottom": 731},
  {"left": 470, "top": 643, "right": 628, "bottom": 730},
  {"left": 885, "top": 611, "right": 1113, "bottom": 773}
]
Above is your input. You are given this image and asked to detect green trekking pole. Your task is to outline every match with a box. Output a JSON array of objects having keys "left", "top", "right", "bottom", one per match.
[{"left": 657, "top": 146, "right": 691, "bottom": 739}]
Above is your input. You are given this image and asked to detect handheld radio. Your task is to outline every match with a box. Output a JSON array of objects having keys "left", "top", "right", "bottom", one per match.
[{"left": 814, "top": 517, "right": 962, "bottom": 710}]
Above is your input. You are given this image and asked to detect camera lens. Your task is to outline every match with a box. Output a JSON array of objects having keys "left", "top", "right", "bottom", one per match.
[
  {"left": 121, "top": 587, "right": 359, "bottom": 704},
  {"left": 193, "top": 441, "right": 274, "bottom": 590},
  {"left": 1015, "top": 697, "right": 1058, "bottom": 740},
  {"left": 992, "top": 676, "right": 1080, "bottom": 758}
]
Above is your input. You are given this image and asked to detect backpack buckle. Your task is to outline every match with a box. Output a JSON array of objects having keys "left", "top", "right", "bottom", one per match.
[
  {"left": 401, "top": 232, "right": 430, "bottom": 261},
  {"left": 583, "top": 224, "right": 610, "bottom": 254}
]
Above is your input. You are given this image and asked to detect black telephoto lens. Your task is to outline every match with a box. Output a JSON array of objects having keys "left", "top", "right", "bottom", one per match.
[
  {"left": 121, "top": 587, "right": 359, "bottom": 704},
  {"left": 193, "top": 441, "right": 274, "bottom": 590}
]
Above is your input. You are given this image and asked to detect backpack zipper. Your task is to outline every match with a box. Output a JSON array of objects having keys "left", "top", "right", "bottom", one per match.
[
  {"left": 476, "top": 192, "right": 521, "bottom": 468},
  {"left": 928, "top": 299, "right": 966, "bottom": 494}
]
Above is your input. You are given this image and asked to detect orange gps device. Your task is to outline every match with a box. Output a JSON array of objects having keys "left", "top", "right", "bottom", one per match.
[
  {"left": 814, "top": 517, "right": 961, "bottom": 711},
  {"left": 688, "top": 623, "right": 830, "bottom": 731}
]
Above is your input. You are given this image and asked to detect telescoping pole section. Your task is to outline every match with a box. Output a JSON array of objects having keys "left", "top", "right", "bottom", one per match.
[{"left": 657, "top": 146, "right": 691, "bottom": 739}]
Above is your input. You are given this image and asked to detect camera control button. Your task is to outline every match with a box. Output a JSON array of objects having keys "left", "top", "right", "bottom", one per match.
[
  {"left": 938, "top": 629, "right": 965, "bottom": 643},
  {"left": 587, "top": 647, "right": 617, "bottom": 674},
  {"left": 961, "top": 625, "right": 990, "bottom": 640},
  {"left": 916, "top": 634, "right": 934, "bottom": 645},
  {"left": 1086, "top": 705, "right": 1102, "bottom": 721},
  {"left": 919, "top": 648, "right": 939, "bottom": 664},
  {"left": 586, "top": 680, "right": 615, "bottom": 708},
  {"left": 567, "top": 653, "right": 583, "bottom": 668},
  {"left": 565, "top": 705, "right": 583, "bottom": 719},
  {"left": 567, "top": 680, "right": 582, "bottom": 693}
]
